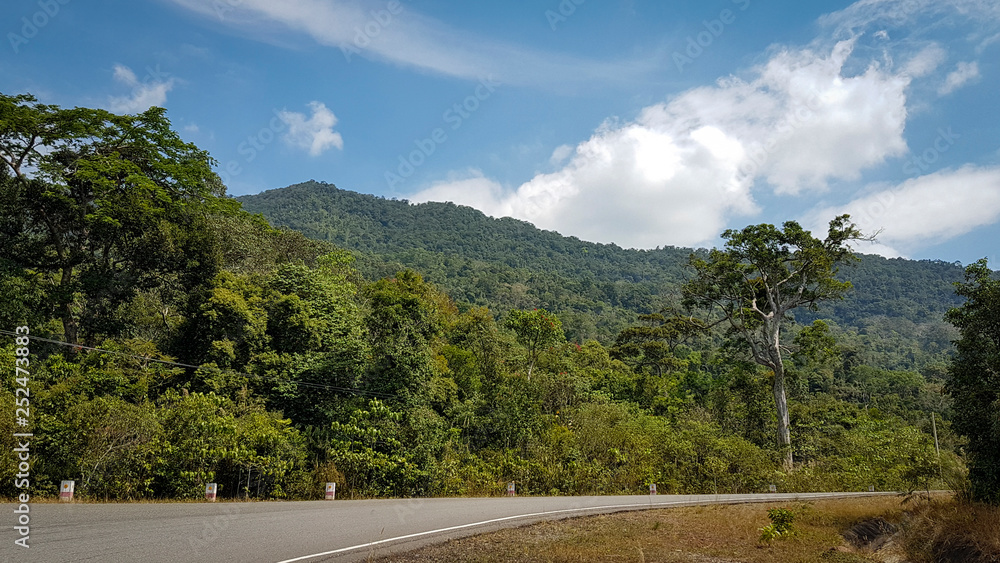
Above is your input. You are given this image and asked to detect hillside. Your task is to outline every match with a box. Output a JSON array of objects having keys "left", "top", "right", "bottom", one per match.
[{"left": 236, "top": 180, "right": 965, "bottom": 367}]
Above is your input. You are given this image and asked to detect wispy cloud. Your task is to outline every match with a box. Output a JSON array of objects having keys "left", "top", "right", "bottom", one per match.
[
  {"left": 108, "top": 64, "right": 175, "bottom": 114},
  {"left": 819, "top": 0, "right": 1000, "bottom": 36},
  {"left": 939, "top": 61, "right": 980, "bottom": 95},
  {"left": 163, "top": 0, "right": 659, "bottom": 88}
]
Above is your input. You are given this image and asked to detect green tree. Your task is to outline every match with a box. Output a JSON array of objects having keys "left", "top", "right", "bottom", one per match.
[
  {"left": 683, "top": 215, "right": 865, "bottom": 469},
  {"left": 946, "top": 258, "right": 1000, "bottom": 503},
  {"left": 505, "top": 308, "right": 565, "bottom": 379},
  {"left": 611, "top": 310, "right": 705, "bottom": 377},
  {"left": 0, "top": 93, "right": 228, "bottom": 344},
  {"left": 328, "top": 398, "right": 425, "bottom": 496},
  {"left": 364, "top": 270, "right": 449, "bottom": 401},
  {"left": 177, "top": 272, "right": 269, "bottom": 371},
  {"left": 789, "top": 320, "right": 841, "bottom": 396}
]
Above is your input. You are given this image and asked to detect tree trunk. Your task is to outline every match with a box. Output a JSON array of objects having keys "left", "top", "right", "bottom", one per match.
[{"left": 772, "top": 362, "right": 793, "bottom": 471}]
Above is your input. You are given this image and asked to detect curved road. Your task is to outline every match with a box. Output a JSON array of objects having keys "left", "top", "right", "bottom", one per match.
[{"left": 4, "top": 492, "right": 895, "bottom": 562}]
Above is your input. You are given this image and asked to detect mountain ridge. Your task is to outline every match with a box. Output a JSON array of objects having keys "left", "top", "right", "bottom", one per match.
[{"left": 236, "top": 180, "right": 965, "bottom": 364}]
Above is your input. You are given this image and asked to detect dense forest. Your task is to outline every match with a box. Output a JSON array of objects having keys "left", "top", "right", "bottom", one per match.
[
  {"left": 0, "top": 95, "right": 985, "bottom": 503},
  {"left": 237, "top": 181, "right": 964, "bottom": 371}
]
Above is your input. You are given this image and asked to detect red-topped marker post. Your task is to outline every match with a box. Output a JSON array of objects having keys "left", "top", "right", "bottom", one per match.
[{"left": 59, "top": 481, "right": 74, "bottom": 502}]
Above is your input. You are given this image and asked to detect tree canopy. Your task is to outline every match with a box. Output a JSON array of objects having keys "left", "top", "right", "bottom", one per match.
[
  {"left": 946, "top": 258, "right": 1000, "bottom": 503},
  {"left": 682, "top": 215, "right": 865, "bottom": 468},
  {"left": 0, "top": 93, "right": 232, "bottom": 345}
]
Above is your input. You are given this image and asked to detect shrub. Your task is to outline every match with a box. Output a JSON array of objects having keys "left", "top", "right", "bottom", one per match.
[{"left": 760, "top": 507, "right": 796, "bottom": 543}]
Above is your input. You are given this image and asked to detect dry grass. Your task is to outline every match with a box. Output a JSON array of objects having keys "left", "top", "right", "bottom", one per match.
[
  {"left": 368, "top": 497, "right": 912, "bottom": 563},
  {"left": 900, "top": 499, "right": 1000, "bottom": 563}
]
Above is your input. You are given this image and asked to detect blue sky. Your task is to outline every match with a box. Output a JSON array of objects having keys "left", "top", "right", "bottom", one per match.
[{"left": 3, "top": 0, "right": 999, "bottom": 264}]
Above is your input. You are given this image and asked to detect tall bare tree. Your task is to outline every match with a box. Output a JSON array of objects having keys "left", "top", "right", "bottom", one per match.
[{"left": 683, "top": 215, "right": 865, "bottom": 469}]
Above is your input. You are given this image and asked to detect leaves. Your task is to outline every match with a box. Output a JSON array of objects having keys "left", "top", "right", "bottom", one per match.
[
  {"left": 682, "top": 216, "right": 866, "bottom": 466},
  {"left": 505, "top": 308, "right": 565, "bottom": 378},
  {"left": 946, "top": 258, "right": 1000, "bottom": 503}
]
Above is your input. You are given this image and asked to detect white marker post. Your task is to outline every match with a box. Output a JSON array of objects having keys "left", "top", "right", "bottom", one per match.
[
  {"left": 869, "top": 485, "right": 875, "bottom": 492},
  {"left": 205, "top": 483, "right": 218, "bottom": 502},
  {"left": 325, "top": 482, "right": 336, "bottom": 500},
  {"left": 506, "top": 482, "right": 515, "bottom": 497},
  {"left": 649, "top": 483, "right": 657, "bottom": 495},
  {"left": 59, "top": 481, "right": 74, "bottom": 502},
  {"left": 769, "top": 484, "right": 777, "bottom": 493}
]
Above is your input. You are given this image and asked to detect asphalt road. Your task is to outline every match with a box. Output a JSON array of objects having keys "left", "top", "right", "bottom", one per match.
[{"left": 3, "top": 492, "right": 896, "bottom": 562}]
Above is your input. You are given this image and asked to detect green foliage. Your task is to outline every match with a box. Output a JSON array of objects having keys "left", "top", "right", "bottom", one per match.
[
  {"left": 0, "top": 94, "right": 229, "bottom": 345},
  {"left": 364, "top": 270, "right": 450, "bottom": 402},
  {"left": 683, "top": 216, "right": 866, "bottom": 467},
  {"left": 946, "top": 259, "right": 1000, "bottom": 504},
  {"left": 504, "top": 308, "right": 565, "bottom": 378},
  {"left": 328, "top": 398, "right": 424, "bottom": 497},
  {"left": 238, "top": 181, "right": 969, "bottom": 354},
  {"left": 611, "top": 310, "right": 704, "bottom": 376},
  {"left": 759, "top": 508, "right": 796, "bottom": 542}
]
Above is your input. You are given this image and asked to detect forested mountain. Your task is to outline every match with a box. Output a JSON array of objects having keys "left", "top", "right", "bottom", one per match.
[{"left": 237, "top": 180, "right": 966, "bottom": 369}]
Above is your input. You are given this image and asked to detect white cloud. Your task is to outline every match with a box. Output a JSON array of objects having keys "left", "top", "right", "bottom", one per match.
[
  {"left": 108, "top": 64, "right": 175, "bottom": 114},
  {"left": 163, "top": 0, "right": 657, "bottom": 88},
  {"left": 820, "top": 0, "right": 1000, "bottom": 36},
  {"left": 939, "top": 61, "right": 980, "bottom": 95},
  {"left": 414, "top": 171, "right": 512, "bottom": 218},
  {"left": 549, "top": 144, "right": 574, "bottom": 167},
  {"left": 805, "top": 166, "right": 1000, "bottom": 257},
  {"left": 901, "top": 44, "right": 946, "bottom": 78},
  {"left": 277, "top": 101, "right": 344, "bottom": 157},
  {"left": 411, "top": 39, "right": 911, "bottom": 249},
  {"left": 978, "top": 32, "right": 1000, "bottom": 52}
]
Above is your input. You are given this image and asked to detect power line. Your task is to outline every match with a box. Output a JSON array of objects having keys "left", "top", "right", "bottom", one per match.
[{"left": 0, "top": 329, "right": 399, "bottom": 400}]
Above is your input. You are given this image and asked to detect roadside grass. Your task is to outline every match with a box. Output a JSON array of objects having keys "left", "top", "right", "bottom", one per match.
[
  {"left": 900, "top": 499, "right": 1000, "bottom": 563},
  {"left": 368, "top": 496, "right": 913, "bottom": 563}
]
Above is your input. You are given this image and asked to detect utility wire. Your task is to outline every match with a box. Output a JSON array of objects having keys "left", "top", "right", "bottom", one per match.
[{"left": 0, "top": 329, "right": 399, "bottom": 400}]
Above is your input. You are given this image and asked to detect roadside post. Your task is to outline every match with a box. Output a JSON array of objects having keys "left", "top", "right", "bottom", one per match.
[
  {"left": 325, "top": 482, "right": 336, "bottom": 500},
  {"left": 59, "top": 481, "right": 74, "bottom": 502},
  {"left": 205, "top": 483, "right": 218, "bottom": 502}
]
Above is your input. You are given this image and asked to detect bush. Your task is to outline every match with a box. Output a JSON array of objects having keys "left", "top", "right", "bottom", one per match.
[{"left": 759, "top": 507, "right": 796, "bottom": 543}]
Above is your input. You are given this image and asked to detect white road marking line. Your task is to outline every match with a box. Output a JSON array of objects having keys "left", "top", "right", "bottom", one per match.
[{"left": 273, "top": 493, "right": 891, "bottom": 562}]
